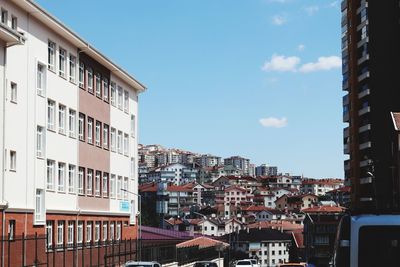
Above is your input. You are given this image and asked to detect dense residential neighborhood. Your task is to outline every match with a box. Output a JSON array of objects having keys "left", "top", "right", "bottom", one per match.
[{"left": 139, "top": 144, "right": 349, "bottom": 266}]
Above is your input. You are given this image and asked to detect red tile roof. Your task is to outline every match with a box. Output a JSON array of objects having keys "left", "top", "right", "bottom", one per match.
[
  {"left": 247, "top": 221, "right": 303, "bottom": 231},
  {"left": 167, "top": 185, "right": 193, "bottom": 192},
  {"left": 139, "top": 183, "right": 157, "bottom": 192},
  {"left": 302, "top": 178, "right": 343, "bottom": 185},
  {"left": 164, "top": 218, "right": 184, "bottom": 225},
  {"left": 327, "top": 186, "right": 351, "bottom": 194},
  {"left": 244, "top": 205, "right": 274, "bottom": 212},
  {"left": 176, "top": 236, "right": 229, "bottom": 249},
  {"left": 225, "top": 185, "right": 247, "bottom": 192},
  {"left": 302, "top": 205, "right": 346, "bottom": 213}
]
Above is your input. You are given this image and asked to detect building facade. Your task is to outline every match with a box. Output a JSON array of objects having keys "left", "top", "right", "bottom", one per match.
[
  {"left": 342, "top": 0, "right": 400, "bottom": 212},
  {"left": 0, "top": 1, "right": 144, "bottom": 264}
]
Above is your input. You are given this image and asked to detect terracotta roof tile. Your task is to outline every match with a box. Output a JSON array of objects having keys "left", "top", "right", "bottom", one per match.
[
  {"left": 302, "top": 205, "right": 345, "bottom": 213},
  {"left": 176, "top": 236, "right": 229, "bottom": 249}
]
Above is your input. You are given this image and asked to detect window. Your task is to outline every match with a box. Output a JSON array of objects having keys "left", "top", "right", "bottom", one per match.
[
  {"left": 124, "top": 90, "right": 129, "bottom": 112},
  {"left": 117, "top": 86, "right": 123, "bottom": 109},
  {"left": 1, "top": 9, "right": 7, "bottom": 24},
  {"left": 78, "top": 113, "right": 85, "bottom": 141},
  {"left": 47, "top": 100, "right": 55, "bottom": 130},
  {"left": 10, "top": 82, "right": 17, "bottom": 103},
  {"left": 102, "top": 173, "right": 108, "bottom": 197},
  {"left": 48, "top": 40, "right": 56, "bottom": 71},
  {"left": 36, "top": 126, "right": 45, "bottom": 158},
  {"left": 110, "top": 175, "right": 116, "bottom": 198},
  {"left": 102, "top": 222, "right": 108, "bottom": 241},
  {"left": 110, "top": 128, "right": 116, "bottom": 152},
  {"left": 117, "top": 176, "right": 122, "bottom": 199},
  {"left": 37, "top": 63, "right": 46, "bottom": 96},
  {"left": 68, "top": 109, "right": 76, "bottom": 138},
  {"left": 95, "top": 171, "right": 101, "bottom": 196},
  {"left": 68, "top": 165, "right": 75, "bottom": 193},
  {"left": 11, "top": 15, "right": 17, "bottom": 30},
  {"left": 95, "top": 222, "right": 100, "bottom": 242},
  {"left": 130, "top": 115, "right": 135, "bottom": 137},
  {"left": 86, "top": 222, "right": 92, "bottom": 244},
  {"left": 58, "top": 162, "right": 66, "bottom": 192},
  {"left": 77, "top": 221, "right": 83, "bottom": 244},
  {"left": 103, "top": 124, "right": 109, "bottom": 149},
  {"left": 78, "top": 62, "right": 84, "bottom": 88},
  {"left": 87, "top": 117, "right": 93, "bottom": 144},
  {"left": 87, "top": 169, "right": 93, "bottom": 195},
  {"left": 110, "top": 82, "right": 116, "bottom": 106},
  {"left": 95, "top": 73, "right": 101, "bottom": 97},
  {"left": 69, "top": 54, "right": 76, "bottom": 83},
  {"left": 35, "top": 189, "right": 45, "bottom": 223},
  {"left": 57, "top": 221, "right": 64, "bottom": 245},
  {"left": 123, "top": 134, "right": 129, "bottom": 156},
  {"left": 109, "top": 222, "right": 115, "bottom": 240},
  {"left": 78, "top": 167, "right": 84, "bottom": 195},
  {"left": 67, "top": 222, "right": 74, "bottom": 245},
  {"left": 116, "top": 222, "right": 121, "bottom": 240},
  {"left": 9, "top": 151, "right": 16, "bottom": 171},
  {"left": 59, "top": 48, "right": 66, "bottom": 77},
  {"left": 47, "top": 160, "right": 55, "bottom": 190},
  {"left": 95, "top": 121, "right": 101, "bottom": 146},
  {"left": 46, "top": 221, "right": 53, "bottom": 248},
  {"left": 117, "top": 131, "right": 122, "bottom": 154},
  {"left": 87, "top": 68, "right": 93, "bottom": 92},
  {"left": 58, "top": 104, "right": 66, "bottom": 134},
  {"left": 123, "top": 177, "right": 128, "bottom": 200},
  {"left": 130, "top": 157, "right": 135, "bottom": 179},
  {"left": 103, "top": 78, "right": 109, "bottom": 102}
]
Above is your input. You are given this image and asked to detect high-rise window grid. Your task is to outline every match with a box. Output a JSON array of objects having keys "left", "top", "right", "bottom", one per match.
[
  {"left": 57, "top": 221, "right": 64, "bottom": 246},
  {"left": 35, "top": 189, "right": 45, "bottom": 224},
  {"left": 95, "top": 73, "right": 101, "bottom": 98},
  {"left": 123, "top": 133, "right": 129, "bottom": 156},
  {"left": 78, "top": 113, "right": 85, "bottom": 141},
  {"left": 46, "top": 221, "right": 53, "bottom": 248},
  {"left": 117, "top": 86, "right": 123, "bottom": 110},
  {"left": 110, "top": 128, "right": 116, "bottom": 152},
  {"left": 87, "top": 117, "right": 93, "bottom": 144},
  {"left": 117, "top": 131, "right": 122, "bottom": 154},
  {"left": 103, "top": 124, "right": 109, "bottom": 149},
  {"left": 36, "top": 126, "right": 45, "bottom": 158},
  {"left": 95, "top": 171, "right": 101, "bottom": 196},
  {"left": 95, "top": 222, "right": 100, "bottom": 242},
  {"left": 78, "top": 62, "right": 84, "bottom": 88},
  {"left": 78, "top": 167, "right": 84, "bottom": 195},
  {"left": 110, "top": 82, "right": 116, "bottom": 106},
  {"left": 117, "top": 176, "right": 122, "bottom": 199},
  {"left": 124, "top": 90, "right": 129, "bottom": 113},
  {"left": 87, "top": 68, "right": 93, "bottom": 92},
  {"left": 86, "top": 222, "right": 92, "bottom": 244},
  {"left": 103, "top": 78, "right": 109, "bottom": 102},
  {"left": 77, "top": 221, "right": 83, "bottom": 244},
  {"left": 102, "top": 173, "right": 108, "bottom": 197},
  {"left": 110, "top": 175, "right": 116, "bottom": 198},
  {"left": 102, "top": 222, "right": 108, "bottom": 241},
  {"left": 67, "top": 221, "right": 74, "bottom": 245},
  {"left": 10, "top": 82, "right": 17, "bottom": 103}
]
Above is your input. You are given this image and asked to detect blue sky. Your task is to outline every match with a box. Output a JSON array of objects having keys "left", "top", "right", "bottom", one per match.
[{"left": 37, "top": 0, "right": 344, "bottom": 178}]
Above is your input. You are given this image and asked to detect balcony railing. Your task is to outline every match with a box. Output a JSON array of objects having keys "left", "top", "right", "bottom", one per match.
[
  {"left": 358, "top": 54, "right": 369, "bottom": 65},
  {"left": 360, "top": 159, "right": 372, "bottom": 167},
  {"left": 344, "top": 144, "right": 350, "bottom": 154},
  {"left": 358, "top": 88, "right": 370, "bottom": 98},
  {"left": 343, "top": 127, "right": 349, "bottom": 138},
  {"left": 359, "top": 141, "right": 371, "bottom": 150},
  {"left": 358, "top": 106, "right": 370, "bottom": 116},
  {"left": 356, "top": 0, "right": 368, "bottom": 14},
  {"left": 359, "top": 124, "right": 371, "bottom": 133},
  {"left": 343, "top": 112, "right": 349, "bottom": 123},
  {"left": 358, "top": 71, "right": 370, "bottom": 82},
  {"left": 357, "top": 36, "right": 369, "bottom": 48}
]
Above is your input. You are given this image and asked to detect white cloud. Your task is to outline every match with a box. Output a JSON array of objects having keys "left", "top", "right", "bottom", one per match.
[
  {"left": 299, "top": 56, "right": 342, "bottom": 73},
  {"left": 261, "top": 54, "right": 300, "bottom": 72},
  {"left": 329, "top": 1, "right": 339, "bottom": 8},
  {"left": 297, "top": 44, "right": 305, "bottom": 51},
  {"left": 304, "top": 5, "right": 319, "bottom": 15},
  {"left": 272, "top": 15, "right": 287, "bottom": 25},
  {"left": 259, "top": 117, "right": 288, "bottom": 128}
]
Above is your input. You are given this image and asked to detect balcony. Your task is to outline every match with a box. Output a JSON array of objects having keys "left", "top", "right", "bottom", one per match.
[
  {"left": 360, "top": 197, "right": 373, "bottom": 202},
  {"left": 343, "top": 79, "right": 349, "bottom": 91},
  {"left": 344, "top": 160, "right": 350, "bottom": 171},
  {"left": 358, "top": 88, "right": 370, "bottom": 99},
  {"left": 358, "top": 106, "right": 370, "bottom": 116},
  {"left": 357, "top": 1, "right": 368, "bottom": 14},
  {"left": 357, "top": 36, "right": 369, "bottom": 48},
  {"left": 342, "top": 94, "right": 349, "bottom": 106},
  {"left": 343, "top": 127, "right": 349, "bottom": 138},
  {"left": 344, "top": 144, "right": 350, "bottom": 154},
  {"left": 341, "top": 0, "right": 347, "bottom": 11},
  {"left": 359, "top": 124, "right": 371, "bottom": 133},
  {"left": 343, "top": 112, "right": 349, "bottom": 123},
  {"left": 357, "top": 19, "right": 369, "bottom": 31},
  {"left": 360, "top": 159, "right": 372, "bottom": 167},
  {"left": 358, "top": 71, "right": 370, "bottom": 82},
  {"left": 359, "top": 141, "right": 371, "bottom": 150},
  {"left": 358, "top": 54, "right": 369, "bottom": 65}
]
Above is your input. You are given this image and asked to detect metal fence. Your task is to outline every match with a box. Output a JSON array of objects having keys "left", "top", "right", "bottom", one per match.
[{"left": 0, "top": 234, "right": 225, "bottom": 267}]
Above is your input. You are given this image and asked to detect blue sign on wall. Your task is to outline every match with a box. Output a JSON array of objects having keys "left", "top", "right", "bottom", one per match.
[{"left": 120, "top": 201, "right": 130, "bottom": 212}]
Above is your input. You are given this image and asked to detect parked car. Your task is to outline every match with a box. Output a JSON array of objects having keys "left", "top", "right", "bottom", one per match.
[
  {"left": 123, "top": 261, "right": 161, "bottom": 267},
  {"left": 194, "top": 261, "right": 219, "bottom": 267},
  {"left": 248, "top": 259, "right": 259, "bottom": 267},
  {"left": 235, "top": 260, "right": 253, "bottom": 267}
]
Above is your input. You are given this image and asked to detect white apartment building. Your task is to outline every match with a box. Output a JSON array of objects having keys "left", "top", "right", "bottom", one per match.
[{"left": 0, "top": 0, "right": 145, "bottom": 261}]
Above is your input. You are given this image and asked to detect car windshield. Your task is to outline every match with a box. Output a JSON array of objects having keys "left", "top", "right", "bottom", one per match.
[
  {"left": 125, "top": 265, "right": 153, "bottom": 267},
  {"left": 237, "top": 261, "right": 251, "bottom": 265},
  {"left": 250, "top": 260, "right": 257, "bottom": 264}
]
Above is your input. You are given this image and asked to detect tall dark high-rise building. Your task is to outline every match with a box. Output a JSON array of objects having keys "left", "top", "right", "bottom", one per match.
[{"left": 342, "top": 0, "right": 400, "bottom": 212}]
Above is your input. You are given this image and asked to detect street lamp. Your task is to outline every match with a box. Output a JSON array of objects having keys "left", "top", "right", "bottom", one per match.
[{"left": 121, "top": 188, "right": 142, "bottom": 260}]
